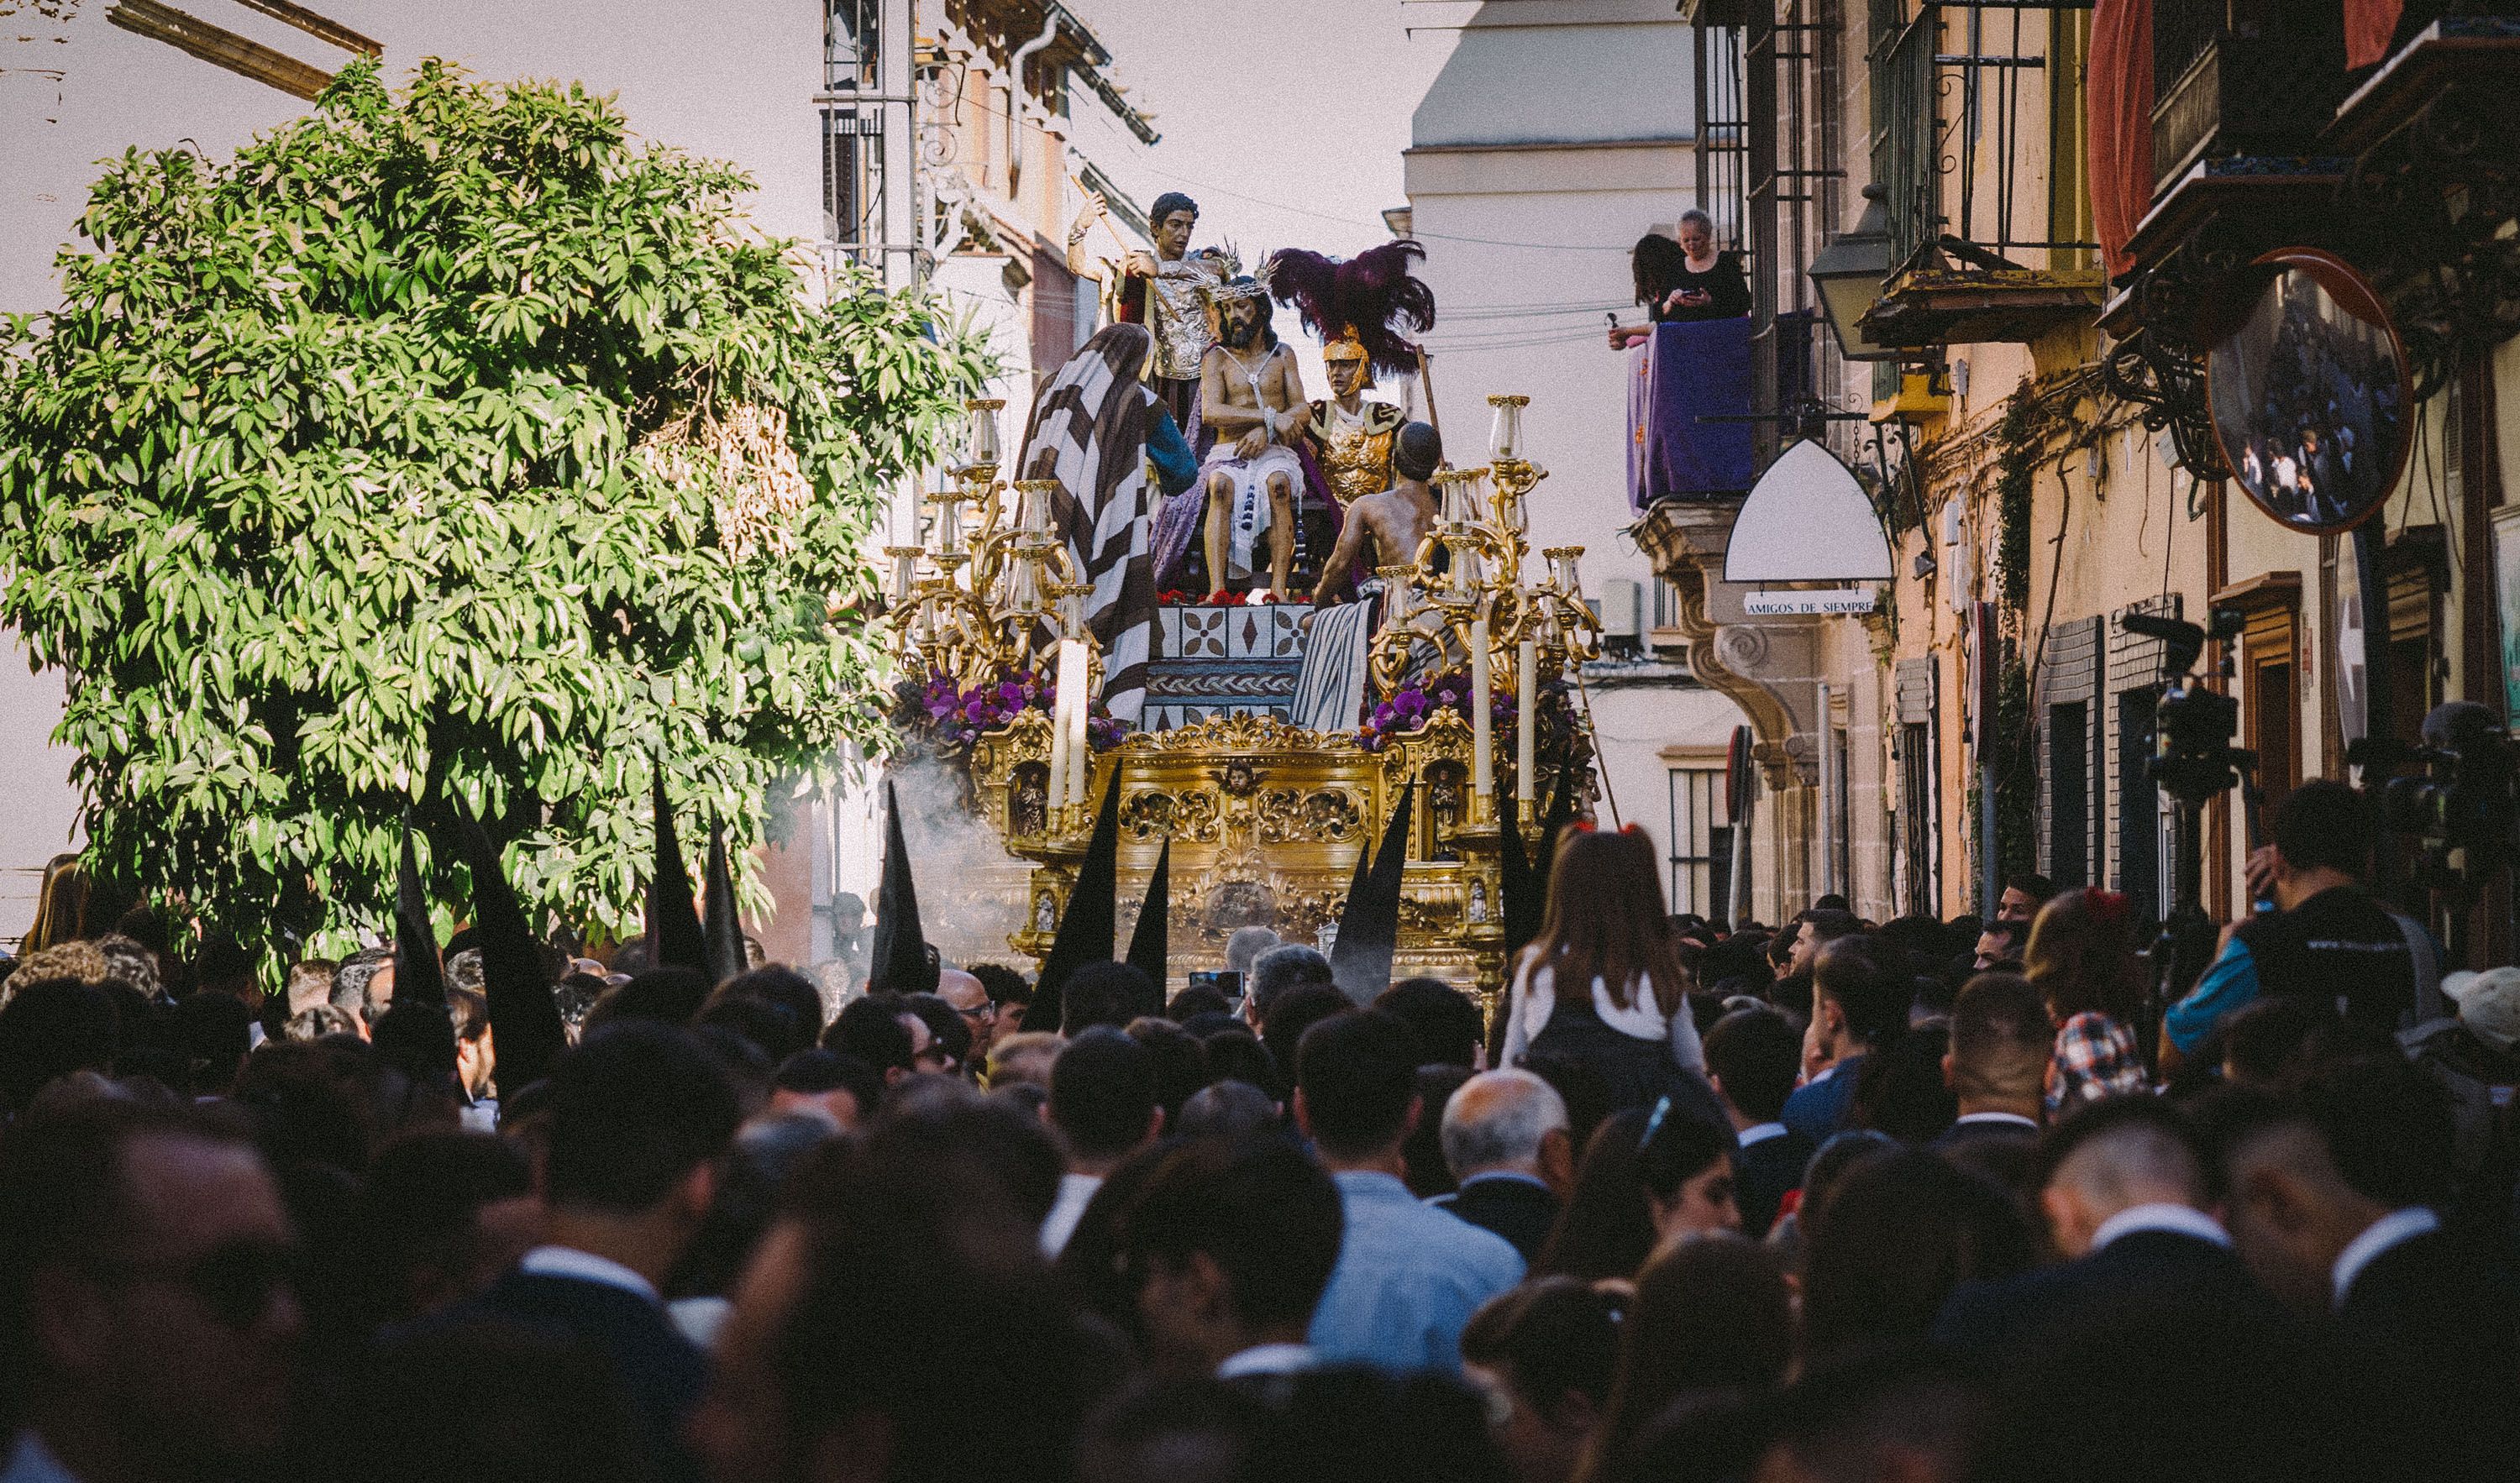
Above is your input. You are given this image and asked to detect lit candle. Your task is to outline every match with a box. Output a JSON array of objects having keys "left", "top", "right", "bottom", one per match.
[
  {"left": 1469, "top": 617, "right": 1494, "bottom": 794},
  {"left": 1516, "top": 637, "right": 1537, "bottom": 804}
]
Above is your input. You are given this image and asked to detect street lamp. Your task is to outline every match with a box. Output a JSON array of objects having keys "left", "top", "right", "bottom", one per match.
[{"left": 1807, "top": 188, "right": 1898, "bottom": 362}]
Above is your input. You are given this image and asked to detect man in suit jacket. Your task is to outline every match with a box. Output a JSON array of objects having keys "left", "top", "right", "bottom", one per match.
[
  {"left": 469, "top": 1021, "right": 741, "bottom": 1483},
  {"left": 1704, "top": 1006, "right": 1812, "bottom": 1239},
  {"left": 1930, "top": 972, "right": 2045, "bottom": 1198},
  {"left": 2217, "top": 1061, "right": 2518, "bottom": 1483},
  {"left": 1938, "top": 1096, "right": 2307, "bottom": 1483},
  {"left": 1429, "top": 1069, "right": 1570, "bottom": 1263}
]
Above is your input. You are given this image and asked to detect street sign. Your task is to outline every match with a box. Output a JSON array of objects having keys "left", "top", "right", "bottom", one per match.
[{"left": 1742, "top": 588, "right": 1879, "bottom": 616}]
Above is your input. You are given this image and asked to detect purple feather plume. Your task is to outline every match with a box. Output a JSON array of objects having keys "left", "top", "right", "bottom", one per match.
[{"left": 1268, "top": 239, "right": 1437, "bottom": 378}]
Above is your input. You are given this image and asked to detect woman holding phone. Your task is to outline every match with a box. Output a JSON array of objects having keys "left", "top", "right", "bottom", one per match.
[{"left": 1609, "top": 210, "right": 1751, "bottom": 349}]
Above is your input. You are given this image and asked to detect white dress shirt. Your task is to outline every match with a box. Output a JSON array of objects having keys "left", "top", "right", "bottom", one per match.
[
  {"left": 1217, "top": 1343, "right": 1317, "bottom": 1379},
  {"left": 2330, "top": 1206, "right": 2440, "bottom": 1308},
  {"left": 1040, "top": 1171, "right": 1103, "bottom": 1258},
  {"left": 2090, "top": 1202, "right": 2232, "bottom": 1253},
  {"left": 1737, "top": 1121, "right": 1789, "bottom": 1148}
]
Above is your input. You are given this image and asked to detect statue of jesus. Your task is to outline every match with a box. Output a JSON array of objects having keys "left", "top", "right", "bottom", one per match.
[{"left": 1196, "top": 277, "right": 1309, "bottom": 595}]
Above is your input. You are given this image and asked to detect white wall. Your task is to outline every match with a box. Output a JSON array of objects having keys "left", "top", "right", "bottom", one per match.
[{"left": 1404, "top": 0, "right": 1746, "bottom": 902}]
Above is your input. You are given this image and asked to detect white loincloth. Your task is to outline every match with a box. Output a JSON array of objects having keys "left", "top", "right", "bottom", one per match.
[
  {"left": 1200, "top": 443, "right": 1303, "bottom": 579},
  {"left": 1292, "top": 599, "right": 1376, "bottom": 733}
]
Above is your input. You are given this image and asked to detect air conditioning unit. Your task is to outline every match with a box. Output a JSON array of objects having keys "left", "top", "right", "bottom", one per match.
[{"left": 1601, "top": 579, "right": 1643, "bottom": 651}]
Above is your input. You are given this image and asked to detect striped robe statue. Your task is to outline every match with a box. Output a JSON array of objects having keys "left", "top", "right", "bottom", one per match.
[{"left": 1018, "top": 324, "right": 1167, "bottom": 726}]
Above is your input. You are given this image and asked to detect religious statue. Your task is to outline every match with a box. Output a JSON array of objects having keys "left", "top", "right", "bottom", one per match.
[
  {"left": 1268, "top": 239, "right": 1436, "bottom": 516},
  {"left": 1306, "top": 335, "right": 1407, "bottom": 511},
  {"left": 1309, "top": 421, "right": 1441, "bottom": 610},
  {"left": 1195, "top": 277, "right": 1310, "bottom": 595},
  {"left": 1067, "top": 190, "right": 1233, "bottom": 440}
]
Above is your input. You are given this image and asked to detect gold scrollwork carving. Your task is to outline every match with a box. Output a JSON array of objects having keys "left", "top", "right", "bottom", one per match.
[
  {"left": 1256, "top": 788, "right": 1362, "bottom": 845},
  {"left": 1121, "top": 789, "right": 1221, "bottom": 843}
]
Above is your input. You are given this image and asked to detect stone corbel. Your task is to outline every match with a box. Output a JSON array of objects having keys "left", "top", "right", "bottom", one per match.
[{"left": 1631, "top": 501, "right": 1823, "bottom": 791}]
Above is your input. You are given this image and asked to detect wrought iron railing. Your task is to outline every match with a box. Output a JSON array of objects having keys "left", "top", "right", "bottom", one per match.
[{"left": 1874, "top": 8, "right": 1938, "bottom": 270}]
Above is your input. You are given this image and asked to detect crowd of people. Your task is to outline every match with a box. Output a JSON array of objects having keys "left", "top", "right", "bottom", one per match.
[{"left": 0, "top": 778, "right": 2513, "bottom": 1483}]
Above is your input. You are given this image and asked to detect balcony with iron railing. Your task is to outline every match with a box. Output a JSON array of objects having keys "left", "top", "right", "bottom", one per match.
[{"left": 1855, "top": 1, "right": 2104, "bottom": 350}]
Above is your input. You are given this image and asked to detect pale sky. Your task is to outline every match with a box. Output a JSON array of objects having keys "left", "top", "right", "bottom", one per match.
[{"left": 1061, "top": 0, "right": 1451, "bottom": 268}]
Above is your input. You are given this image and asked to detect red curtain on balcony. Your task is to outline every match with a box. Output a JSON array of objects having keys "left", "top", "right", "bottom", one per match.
[
  {"left": 2348, "top": 0, "right": 2405, "bottom": 69},
  {"left": 2087, "top": 0, "right": 2154, "bottom": 279}
]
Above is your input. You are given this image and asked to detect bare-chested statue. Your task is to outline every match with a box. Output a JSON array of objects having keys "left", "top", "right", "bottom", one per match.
[
  {"left": 1197, "top": 277, "right": 1309, "bottom": 594},
  {"left": 1310, "top": 421, "right": 1441, "bottom": 610}
]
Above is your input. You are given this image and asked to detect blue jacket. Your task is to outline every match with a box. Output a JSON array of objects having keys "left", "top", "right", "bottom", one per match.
[{"left": 1308, "top": 1171, "right": 1524, "bottom": 1373}]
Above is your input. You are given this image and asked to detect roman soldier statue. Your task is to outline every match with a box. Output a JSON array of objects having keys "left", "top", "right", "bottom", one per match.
[
  {"left": 1266, "top": 240, "right": 1436, "bottom": 515},
  {"left": 1068, "top": 189, "right": 1234, "bottom": 443}
]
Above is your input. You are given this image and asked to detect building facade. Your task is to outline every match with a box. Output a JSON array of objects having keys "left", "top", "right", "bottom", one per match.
[
  {"left": 1639, "top": 0, "right": 2518, "bottom": 968},
  {"left": 1403, "top": 0, "right": 1751, "bottom": 918}
]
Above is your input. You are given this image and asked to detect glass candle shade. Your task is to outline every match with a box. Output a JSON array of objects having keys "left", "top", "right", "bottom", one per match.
[
  {"left": 965, "top": 399, "right": 1005, "bottom": 470},
  {"left": 1487, "top": 394, "right": 1526, "bottom": 461}
]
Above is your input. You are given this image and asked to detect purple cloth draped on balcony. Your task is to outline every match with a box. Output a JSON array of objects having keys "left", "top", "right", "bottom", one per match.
[{"left": 1626, "top": 318, "right": 1754, "bottom": 511}]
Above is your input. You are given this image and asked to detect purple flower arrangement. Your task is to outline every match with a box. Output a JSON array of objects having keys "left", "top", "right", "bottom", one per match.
[
  {"left": 899, "top": 664, "right": 1128, "bottom": 753},
  {"left": 1357, "top": 669, "right": 1597, "bottom": 790}
]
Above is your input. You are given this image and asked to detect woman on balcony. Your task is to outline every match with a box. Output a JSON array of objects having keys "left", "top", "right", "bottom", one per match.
[{"left": 1609, "top": 211, "right": 1751, "bottom": 349}]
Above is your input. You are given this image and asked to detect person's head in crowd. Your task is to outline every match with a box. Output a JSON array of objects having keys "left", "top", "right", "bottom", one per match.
[
  {"left": 93, "top": 932, "right": 164, "bottom": 1005},
  {"left": 1779, "top": 1129, "right": 1898, "bottom": 1260},
  {"left": 1786, "top": 908, "right": 1862, "bottom": 984},
  {"left": 171, "top": 988, "right": 255, "bottom": 1098},
  {"left": 370, "top": 998, "right": 461, "bottom": 1108},
  {"left": 865, "top": 1080, "right": 1066, "bottom": 1234},
  {"left": 0, "top": 1102, "right": 302, "bottom": 1480},
  {"left": 1809, "top": 893, "right": 1850, "bottom": 914},
  {"left": 1121, "top": 1136, "right": 1343, "bottom": 1376},
  {"left": 2443, "top": 965, "right": 2520, "bottom": 1062},
  {"left": 2213, "top": 1056, "right": 2454, "bottom": 1314},
  {"left": 1811, "top": 935, "right": 1911, "bottom": 1065},
  {"left": 934, "top": 967, "right": 998, "bottom": 1062},
  {"left": 2022, "top": 888, "right": 2144, "bottom": 1028},
  {"left": 2035, "top": 1094, "right": 2208, "bottom": 1259},
  {"left": 329, "top": 1318, "right": 649, "bottom": 1483},
  {"left": 1174, "top": 1079, "right": 1279, "bottom": 1142},
  {"left": 1198, "top": 1030, "right": 1279, "bottom": 1100},
  {"left": 2218, "top": 993, "right": 2329, "bottom": 1090},
  {"left": 2267, "top": 778, "right": 2375, "bottom": 903},
  {"left": 331, "top": 946, "right": 393, "bottom": 1032},
  {"left": 1075, "top": 1377, "right": 1269, "bottom": 1483},
  {"left": 281, "top": 957, "right": 336, "bottom": 1019},
  {"left": 0, "top": 977, "right": 120, "bottom": 1114},
  {"left": 1245, "top": 1366, "right": 1512, "bottom": 1483},
  {"left": 1996, "top": 872, "right": 2055, "bottom": 925},
  {"left": 1167, "top": 983, "right": 1231, "bottom": 1022},
  {"left": 715, "top": 966, "right": 827, "bottom": 1061},
  {"left": 1944, "top": 972, "right": 2050, "bottom": 1122},
  {"left": 191, "top": 936, "right": 260, "bottom": 1013},
  {"left": 542, "top": 1023, "right": 742, "bottom": 1289},
  {"left": 1461, "top": 1278, "right": 1624, "bottom": 1483},
  {"left": 1969, "top": 919, "right": 2024, "bottom": 972},
  {"left": 984, "top": 1030, "right": 1063, "bottom": 1092},
  {"left": 1701, "top": 1007, "right": 1799, "bottom": 1131},
  {"left": 900, "top": 992, "right": 973, "bottom": 1077},
  {"left": 1531, "top": 829, "right": 1688, "bottom": 1019},
  {"left": 1294, "top": 1008, "right": 1424, "bottom": 1170},
  {"left": 441, "top": 985, "right": 494, "bottom": 1102},
  {"left": 1224, "top": 925, "right": 1281, "bottom": 980},
  {"left": 1444, "top": 1068, "right": 1575, "bottom": 1196},
  {"left": 1261, "top": 982, "right": 1353, "bottom": 1081},
  {"left": 446, "top": 946, "right": 486, "bottom": 996},
  {"left": 1052, "top": 1027, "right": 1165, "bottom": 1174},
  {"left": 1752, "top": 1345, "right": 1987, "bottom": 1483},
  {"left": 692, "top": 1118, "right": 1117, "bottom": 1483},
  {"left": 768, "top": 1049, "right": 883, "bottom": 1129},
  {"left": 966, "top": 961, "right": 1032, "bottom": 1031},
  {"left": 1377, "top": 977, "right": 1487, "bottom": 1070},
  {"left": 1798, "top": 1147, "right": 2034, "bottom": 1362},
  {"left": 1126, "top": 1017, "right": 1208, "bottom": 1125},
  {"left": 1250, "top": 943, "right": 1336, "bottom": 1025},
  {"left": 826, "top": 994, "right": 916, "bottom": 1084},
  {"left": 554, "top": 972, "right": 606, "bottom": 1042},
  {"left": 230, "top": 1038, "right": 382, "bottom": 1184},
  {"left": 1404, "top": 1064, "right": 1477, "bottom": 1197},
  {"left": 284, "top": 1004, "right": 360, "bottom": 1043},
  {"left": 1537, "top": 1102, "right": 1737, "bottom": 1281},
  {"left": 1583, "top": 1234, "right": 1792, "bottom": 1483},
  {"left": 350, "top": 1131, "right": 538, "bottom": 1325},
  {"left": 586, "top": 966, "right": 712, "bottom": 1033},
  {"left": 1063, "top": 961, "right": 1158, "bottom": 1036}
]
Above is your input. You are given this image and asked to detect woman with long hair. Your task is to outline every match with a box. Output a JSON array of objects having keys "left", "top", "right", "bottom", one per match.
[
  {"left": 1608, "top": 210, "right": 1751, "bottom": 349},
  {"left": 2024, "top": 888, "right": 2150, "bottom": 1112},
  {"left": 1572, "top": 1234, "right": 1793, "bottom": 1483},
  {"left": 1534, "top": 1098, "right": 1740, "bottom": 1283},
  {"left": 1502, "top": 827, "right": 1706, "bottom": 1114}
]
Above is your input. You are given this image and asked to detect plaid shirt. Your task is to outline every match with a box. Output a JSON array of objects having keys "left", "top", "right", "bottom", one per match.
[{"left": 2049, "top": 1012, "right": 2149, "bottom": 1114}]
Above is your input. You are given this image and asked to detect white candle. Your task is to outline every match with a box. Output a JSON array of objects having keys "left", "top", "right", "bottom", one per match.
[
  {"left": 1061, "top": 639, "right": 1091, "bottom": 807},
  {"left": 1047, "top": 678, "right": 1072, "bottom": 814},
  {"left": 1470, "top": 618, "right": 1494, "bottom": 794},
  {"left": 1516, "top": 638, "right": 1537, "bottom": 804}
]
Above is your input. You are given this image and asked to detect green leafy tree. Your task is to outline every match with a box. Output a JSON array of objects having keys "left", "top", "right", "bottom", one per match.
[{"left": 0, "top": 57, "right": 990, "bottom": 955}]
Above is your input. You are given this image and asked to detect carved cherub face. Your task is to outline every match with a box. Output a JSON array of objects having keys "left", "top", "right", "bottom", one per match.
[{"left": 1222, "top": 759, "right": 1256, "bottom": 795}]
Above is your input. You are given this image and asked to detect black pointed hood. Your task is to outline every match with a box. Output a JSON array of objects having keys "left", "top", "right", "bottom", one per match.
[
  {"left": 1126, "top": 837, "right": 1171, "bottom": 993},
  {"left": 703, "top": 820, "right": 746, "bottom": 987},
  {"left": 450, "top": 794, "right": 567, "bottom": 1093},
  {"left": 1497, "top": 773, "right": 1542, "bottom": 975},
  {"left": 869, "top": 779, "right": 937, "bottom": 998},
  {"left": 394, "top": 813, "right": 448, "bottom": 1009},
  {"left": 646, "top": 771, "right": 706, "bottom": 975},
  {"left": 1331, "top": 780, "right": 1413, "bottom": 1004},
  {"left": 1036, "top": 771, "right": 1123, "bottom": 1024}
]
